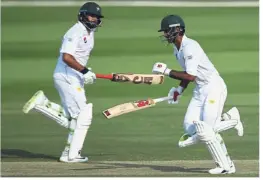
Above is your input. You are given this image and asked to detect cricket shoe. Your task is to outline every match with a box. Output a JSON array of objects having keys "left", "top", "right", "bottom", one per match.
[
  {"left": 222, "top": 107, "right": 244, "bottom": 136},
  {"left": 178, "top": 133, "right": 199, "bottom": 148},
  {"left": 209, "top": 161, "right": 236, "bottom": 174},
  {"left": 23, "top": 90, "right": 47, "bottom": 114},
  {"left": 59, "top": 149, "right": 88, "bottom": 163}
]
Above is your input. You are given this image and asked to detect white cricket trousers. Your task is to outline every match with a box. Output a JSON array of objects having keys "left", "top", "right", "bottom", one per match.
[
  {"left": 53, "top": 73, "right": 87, "bottom": 119},
  {"left": 183, "top": 75, "right": 227, "bottom": 135}
]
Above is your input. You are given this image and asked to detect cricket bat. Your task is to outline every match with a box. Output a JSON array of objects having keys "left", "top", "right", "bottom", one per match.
[
  {"left": 96, "top": 73, "right": 164, "bottom": 85},
  {"left": 103, "top": 96, "right": 173, "bottom": 119}
]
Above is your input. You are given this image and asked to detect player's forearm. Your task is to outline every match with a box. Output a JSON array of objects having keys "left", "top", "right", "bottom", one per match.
[
  {"left": 62, "top": 53, "right": 88, "bottom": 73},
  {"left": 179, "top": 80, "right": 190, "bottom": 91},
  {"left": 168, "top": 70, "right": 196, "bottom": 82}
]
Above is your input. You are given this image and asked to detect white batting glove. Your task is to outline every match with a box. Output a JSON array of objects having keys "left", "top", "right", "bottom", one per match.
[
  {"left": 168, "top": 87, "right": 183, "bottom": 104},
  {"left": 83, "top": 67, "right": 96, "bottom": 84},
  {"left": 152, "top": 62, "right": 171, "bottom": 75}
]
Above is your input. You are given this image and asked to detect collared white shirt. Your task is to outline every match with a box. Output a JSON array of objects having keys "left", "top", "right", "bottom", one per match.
[
  {"left": 54, "top": 22, "right": 94, "bottom": 83},
  {"left": 173, "top": 35, "right": 219, "bottom": 87},
  {"left": 59, "top": 21, "right": 94, "bottom": 66}
]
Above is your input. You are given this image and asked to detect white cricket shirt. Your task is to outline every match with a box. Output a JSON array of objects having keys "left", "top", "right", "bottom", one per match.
[
  {"left": 173, "top": 35, "right": 219, "bottom": 88},
  {"left": 54, "top": 21, "right": 94, "bottom": 82}
]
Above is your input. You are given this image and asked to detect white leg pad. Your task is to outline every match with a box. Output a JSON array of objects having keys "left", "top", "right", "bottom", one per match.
[
  {"left": 214, "top": 120, "right": 238, "bottom": 133},
  {"left": 34, "top": 105, "right": 69, "bottom": 128},
  {"left": 194, "top": 121, "right": 231, "bottom": 171},
  {"left": 194, "top": 121, "right": 216, "bottom": 142},
  {"left": 215, "top": 133, "right": 232, "bottom": 164},
  {"left": 69, "top": 103, "right": 93, "bottom": 160},
  {"left": 66, "top": 119, "right": 77, "bottom": 146},
  {"left": 205, "top": 140, "right": 231, "bottom": 171}
]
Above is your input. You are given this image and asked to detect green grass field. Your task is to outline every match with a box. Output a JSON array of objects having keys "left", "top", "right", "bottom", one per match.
[{"left": 1, "top": 6, "right": 259, "bottom": 177}]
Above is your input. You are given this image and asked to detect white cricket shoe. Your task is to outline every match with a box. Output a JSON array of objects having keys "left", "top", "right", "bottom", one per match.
[
  {"left": 23, "top": 90, "right": 46, "bottom": 113},
  {"left": 223, "top": 107, "right": 244, "bottom": 136},
  {"left": 59, "top": 148, "right": 69, "bottom": 162},
  {"left": 59, "top": 149, "right": 88, "bottom": 163},
  {"left": 178, "top": 133, "right": 199, "bottom": 148},
  {"left": 209, "top": 161, "right": 236, "bottom": 174}
]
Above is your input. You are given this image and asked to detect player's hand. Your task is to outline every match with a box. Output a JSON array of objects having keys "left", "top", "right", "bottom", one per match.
[
  {"left": 168, "top": 87, "right": 181, "bottom": 104},
  {"left": 83, "top": 68, "right": 96, "bottom": 84},
  {"left": 152, "top": 62, "right": 168, "bottom": 74}
]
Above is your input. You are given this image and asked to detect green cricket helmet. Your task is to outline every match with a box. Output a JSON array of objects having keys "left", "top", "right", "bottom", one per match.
[
  {"left": 78, "top": 2, "right": 104, "bottom": 30},
  {"left": 158, "top": 15, "right": 185, "bottom": 43}
]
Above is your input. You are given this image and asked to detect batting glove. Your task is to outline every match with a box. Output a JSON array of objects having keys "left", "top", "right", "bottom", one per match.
[
  {"left": 168, "top": 87, "right": 183, "bottom": 104},
  {"left": 82, "top": 67, "right": 96, "bottom": 85},
  {"left": 152, "top": 62, "right": 171, "bottom": 75}
]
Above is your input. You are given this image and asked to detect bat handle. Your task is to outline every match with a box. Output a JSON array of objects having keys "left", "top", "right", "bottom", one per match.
[
  {"left": 154, "top": 96, "right": 173, "bottom": 103},
  {"left": 96, "top": 74, "right": 113, "bottom": 80}
]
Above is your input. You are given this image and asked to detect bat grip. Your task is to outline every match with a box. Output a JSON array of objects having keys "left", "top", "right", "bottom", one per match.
[
  {"left": 154, "top": 96, "right": 173, "bottom": 103},
  {"left": 96, "top": 74, "right": 113, "bottom": 80}
]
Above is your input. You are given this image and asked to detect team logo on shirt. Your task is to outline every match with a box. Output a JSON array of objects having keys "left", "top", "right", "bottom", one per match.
[
  {"left": 83, "top": 37, "right": 87, "bottom": 43},
  {"left": 157, "top": 64, "right": 162, "bottom": 68},
  {"left": 186, "top": 55, "right": 193, "bottom": 60}
]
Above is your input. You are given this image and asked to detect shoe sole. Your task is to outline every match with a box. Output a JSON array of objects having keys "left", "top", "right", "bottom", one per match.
[
  {"left": 233, "top": 107, "right": 244, "bottom": 137},
  {"left": 236, "top": 120, "right": 244, "bottom": 136},
  {"left": 59, "top": 159, "right": 88, "bottom": 163},
  {"left": 22, "top": 90, "right": 44, "bottom": 114},
  {"left": 209, "top": 169, "right": 236, "bottom": 175}
]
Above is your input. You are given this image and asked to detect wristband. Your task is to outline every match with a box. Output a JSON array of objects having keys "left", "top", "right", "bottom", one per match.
[
  {"left": 177, "top": 86, "right": 184, "bottom": 94},
  {"left": 80, "top": 67, "right": 89, "bottom": 74},
  {"left": 164, "top": 68, "right": 171, "bottom": 76}
]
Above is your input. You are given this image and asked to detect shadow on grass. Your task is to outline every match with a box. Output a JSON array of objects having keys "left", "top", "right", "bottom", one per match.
[
  {"left": 72, "top": 162, "right": 208, "bottom": 174},
  {"left": 1, "top": 149, "right": 116, "bottom": 161},
  {"left": 1, "top": 149, "right": 58, "bottom": 160}
]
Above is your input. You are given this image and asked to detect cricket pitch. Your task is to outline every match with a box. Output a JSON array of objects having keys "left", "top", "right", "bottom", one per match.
[{"left": 1, "top": 160, "right": 259, "bottom": 177}]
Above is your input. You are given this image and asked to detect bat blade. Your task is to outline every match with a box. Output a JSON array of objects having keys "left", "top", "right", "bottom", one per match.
[
  {"left": 103, "top": 98, "right": 155, "bottom": 119},
  {"left": 113, "top": 73, "right": 164, "bottom": 85},
  {"left": 96, "top": 73, "right": 164, "bottom": 85}
]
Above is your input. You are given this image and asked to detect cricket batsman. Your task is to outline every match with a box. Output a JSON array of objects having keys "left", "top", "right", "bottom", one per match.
[
  {"left": 22, "top": 2, "right": 103, "bottom": 163},
  {"left": 152, "top": 15, "right": 244, "bottom": 174}
]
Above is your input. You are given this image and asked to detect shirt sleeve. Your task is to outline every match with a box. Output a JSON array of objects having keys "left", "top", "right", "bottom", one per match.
[
  {"left": 60, "top": 33, "right": 80, "bottom": 56},
  {"left": 183, "top": 43, "right": 201, "bottom": 76}
]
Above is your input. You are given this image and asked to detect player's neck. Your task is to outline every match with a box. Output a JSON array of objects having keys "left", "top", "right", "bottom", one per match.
[{"left": 174, "top": 36, "right": 183, "bottom": 50}]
